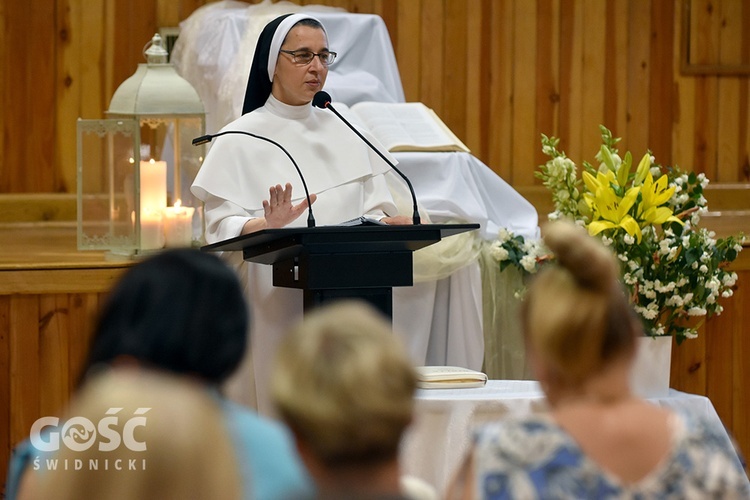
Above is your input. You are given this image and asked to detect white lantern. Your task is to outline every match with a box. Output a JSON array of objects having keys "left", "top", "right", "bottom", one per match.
[{"left": 77, "top": 34, "right": 205, "bottom": 256}]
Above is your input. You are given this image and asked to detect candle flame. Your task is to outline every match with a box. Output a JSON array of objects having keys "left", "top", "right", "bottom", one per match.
[{"left": 174, "top": 199, "right": 182, "bottom": 208}]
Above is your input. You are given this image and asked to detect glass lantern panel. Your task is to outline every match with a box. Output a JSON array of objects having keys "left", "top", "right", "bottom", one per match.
[
  {"left": 77, "top": 119, "right": 139, "bottom": 252},
  {"left": 140, "top": 116, "right": 205, "bottom": 247}
]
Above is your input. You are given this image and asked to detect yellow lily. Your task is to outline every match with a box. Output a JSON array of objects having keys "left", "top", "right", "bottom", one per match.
[
  {"left": 615, "top": 151, "right": 632, "bottom": 188},
  {"left": 638, "top": 170, "right": 684, "bottom": 227},
  {"left": 641, "top": 206, "right": 684, "bottom": 226},
  {"left": 585, "top": 181, "right": 643, "bottom": 243},
  {"left": 633, "top": 153, "right": 651, "bottom": 186},
  {"left": 582, "top": 169, "right": 617, "bottom": 195}
]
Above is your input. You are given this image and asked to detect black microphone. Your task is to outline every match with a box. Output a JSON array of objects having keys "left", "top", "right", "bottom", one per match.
[
  {"left": 312, "top": 91, "right": 421, "bottom": 225},
  {"left": 192, "top": 131, "right": 315, "bottom": 227}
]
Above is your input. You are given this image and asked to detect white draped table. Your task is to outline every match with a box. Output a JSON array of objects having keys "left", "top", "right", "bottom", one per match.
[{"left": 399, "top": 380, "right": 736, "bottom": 495}]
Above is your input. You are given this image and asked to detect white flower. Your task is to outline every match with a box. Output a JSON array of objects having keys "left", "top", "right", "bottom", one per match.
[
  {"left": 641, "top": 302, "right": 659, "bottom": 320},
  {"left": 490, "top": 244, "right": 509, "bottom": 262},
  {"left": 623, "top": 234, "right": 635, "bottom": 245},
  {"left": 706, "top": 277, "right": 721, "bottom": 292},
  {"left": 699, "top": 264, "right": 708, "bottom": 273},
  {"left": 655, "top": 281, "right": 676, "bottom": 293},
  {"left": 497, "top": 228, "right": 511, "bottom": 243},
  {"left": 684, "top": 329, "right": 699, "bottom": 339},
  {"left": 688, "top": 306, "right": 707, "bottom": 316},
  {"left": 520, "top": 255, "right": 537, "bottom": 273},
  {"left": 723, "top": 272, "right": 738, "bottom": 287},
  {"left": 698, "top": 173, "right": 709, "bottom": 188},
  {"left": 665, "top": 295, "right": 684, "bottom": 307},
  {"left": 722, "top": 290, "right": 734, "bottom": 298}
]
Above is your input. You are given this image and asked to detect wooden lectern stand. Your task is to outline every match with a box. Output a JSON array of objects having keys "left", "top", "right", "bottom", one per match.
[{"left": 202, "top": 223, "right": 479, "bottom": 318}]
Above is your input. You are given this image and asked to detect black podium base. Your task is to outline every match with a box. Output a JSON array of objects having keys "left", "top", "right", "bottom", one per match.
[{"left": 304, "top": 287, "right": 392, "bottom": 318}]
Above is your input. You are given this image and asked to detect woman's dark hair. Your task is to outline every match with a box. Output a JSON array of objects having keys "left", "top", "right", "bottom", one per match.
[{"left": 83, "top": 249, "right": 248, "bottom": 385}]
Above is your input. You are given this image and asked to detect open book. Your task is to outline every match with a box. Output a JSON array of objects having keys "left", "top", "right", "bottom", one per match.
[
  {"left": 344, "top": 102, "right": 471, "bottom": 153},
  {"left": 415, "top": 366, "right": 488, "bottom": 389},
  {"left": 335, "top": 216, "right": 387, "bottom": 227}
]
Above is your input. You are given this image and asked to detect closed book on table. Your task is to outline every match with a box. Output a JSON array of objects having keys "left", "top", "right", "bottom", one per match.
[{"left": 415, "top": 366, "right": 488, "bottom": 389}]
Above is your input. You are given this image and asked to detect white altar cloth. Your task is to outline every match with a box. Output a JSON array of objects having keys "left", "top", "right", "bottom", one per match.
[{"left": 399, "top": 380, "right": 737, "bottom": 495}]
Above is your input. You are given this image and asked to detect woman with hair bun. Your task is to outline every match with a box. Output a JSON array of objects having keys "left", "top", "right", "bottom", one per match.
[{"left": 449, "top": 221, "right": 750, "bottom": 498}]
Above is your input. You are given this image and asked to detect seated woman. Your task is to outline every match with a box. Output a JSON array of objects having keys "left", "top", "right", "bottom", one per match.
[
  {"left": 8, "top": 249, "right": 312, "bottom": 500},
  {"left": 270, "top": 301, "right": 434, "bottom": 499},
  {"left": 449, "top": 221, "right": 750, "bottom": 498},
  {"left": 21, "top": 369, "right": 242, "bottom": 500}
]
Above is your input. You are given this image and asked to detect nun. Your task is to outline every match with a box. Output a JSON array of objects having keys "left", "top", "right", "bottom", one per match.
[{"left": 191, "top": 13, "right": 411, "bottom": 414}]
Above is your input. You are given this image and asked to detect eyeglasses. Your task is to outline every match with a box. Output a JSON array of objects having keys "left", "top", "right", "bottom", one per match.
[{"left": 279, "top": 49, "right": 337, "bottom": 66}]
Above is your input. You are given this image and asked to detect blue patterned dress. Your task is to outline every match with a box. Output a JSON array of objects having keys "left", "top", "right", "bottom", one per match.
[{"left": 471, "top": 412, "right": 750, "bottom": 499}]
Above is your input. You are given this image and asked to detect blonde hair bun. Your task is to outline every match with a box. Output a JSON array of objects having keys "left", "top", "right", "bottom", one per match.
[{"left": 542, "top": 220, "right": 618, "bottom": 293}]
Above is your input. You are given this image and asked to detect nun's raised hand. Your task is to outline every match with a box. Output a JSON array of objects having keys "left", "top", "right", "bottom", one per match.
[{"left": 262, "top": 183, "right": 317, "bottom": 228}]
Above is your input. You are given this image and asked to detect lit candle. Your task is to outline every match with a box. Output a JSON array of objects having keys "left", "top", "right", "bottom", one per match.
[
  {"left": 163, "top": 200, "right": 195, "bottom": 248},
  {"left": 139, "top": 159, "right": 168, "bottom": 250},
  {"left": 140, "top": 208, "right": 165, "bottom": 250},
  {"left": 139, "top": 159, "right": 167, "bottom": 214}
]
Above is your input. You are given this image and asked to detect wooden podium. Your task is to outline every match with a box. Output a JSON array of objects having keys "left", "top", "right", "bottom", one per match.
[{"left": 202, "top": 223, "right": 479, "bottom": 318}]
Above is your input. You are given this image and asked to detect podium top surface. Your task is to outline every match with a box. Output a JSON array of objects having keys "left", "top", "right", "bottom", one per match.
[{"left": 201, "top": 223, "right": 479, "bottom": 254}]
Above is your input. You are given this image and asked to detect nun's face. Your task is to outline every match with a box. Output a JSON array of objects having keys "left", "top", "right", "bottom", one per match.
[{"left": 272, "top": 25, "right": 329, "bottom": 106}]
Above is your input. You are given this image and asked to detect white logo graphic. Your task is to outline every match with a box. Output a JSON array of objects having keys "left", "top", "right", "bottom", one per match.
[{"left": 30, "top": 407, "right": 150, "bottom": 453}]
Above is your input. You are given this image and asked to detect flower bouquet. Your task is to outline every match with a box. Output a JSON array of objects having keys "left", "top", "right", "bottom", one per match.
[{"left": 491, "top": 126, "right": 744, "bottom": 343}]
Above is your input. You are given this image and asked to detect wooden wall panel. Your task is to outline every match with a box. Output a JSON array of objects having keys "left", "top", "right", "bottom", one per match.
[
  {"left": 4, "top": 0, "right": 750, "bottom": 193},
  {"left": 419, "top": 0, "right": 444, "bottom": 110},
  {"left": 0, "top": 0, "right": 6, "bottom": 189},
  {"left": 535, "top": 0, "right": 560, "bottom": 170},
  {"left": 510, "top": 0, "right": 536, "bottom": 186},
  {"left": 0, "top": 296, "right": 9, "bottom": 494},
  {"left": 625, "top": 0, "right": 651, "bottom": 157},
  {"left": 673, "top": 0, "right": 697, "bottom": 172},
  {"left": 1, "top": 291, "right": 103, "bottom": 496},
  {"left": 9, "top": 296, "right": 41, "bottom": 457},
  {"left": 648, "top": 0, "right": 674, "bottom": 162},
  {"left": 487, "top": 1, "right": 513, "bottom": 182},
  {"left": 395, "top": 0, "right": 421, "bottom": 102},
  {"left": 443, "top": 0, "right": 467, "bottom": 143},
  {"left": 56, "top": 0, "right": 81, "bottom": 194}
]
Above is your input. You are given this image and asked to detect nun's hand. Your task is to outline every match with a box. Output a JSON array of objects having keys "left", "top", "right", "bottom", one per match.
[
  {"left": 381, "top": 215, "right": 413, "bottom": 225},
  {"left": 262, "top": 183, "right": 317, "bottom": 228}
]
